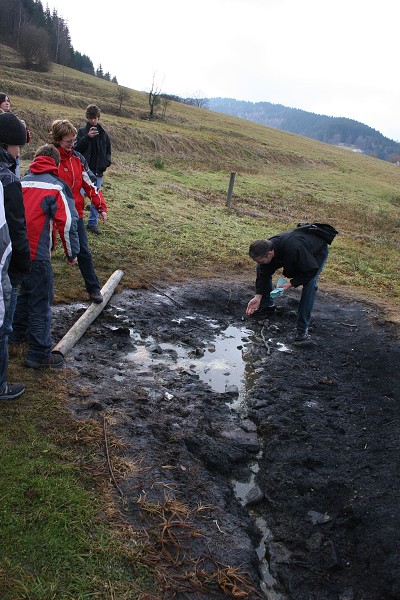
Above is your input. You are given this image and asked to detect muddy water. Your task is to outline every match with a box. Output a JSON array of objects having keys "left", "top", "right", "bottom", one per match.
[
  {"left": 54, "top": 282, "right": 400, "bottom": 599},
  {"left": 126, "top": 320, "right": 261, "bottom": 407},
  {"left": 123, "top": 319, "right": 283, "bottom": 597}
]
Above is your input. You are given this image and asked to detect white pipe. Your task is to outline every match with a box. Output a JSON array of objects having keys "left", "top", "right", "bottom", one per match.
[{"left": 53, "top": 269, "right": 124, "bottom": 357}]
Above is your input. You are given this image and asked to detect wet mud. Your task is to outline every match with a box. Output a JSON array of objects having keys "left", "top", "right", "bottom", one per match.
[{"left": 53, "top": 279, "right": 400, "bottom": 599}]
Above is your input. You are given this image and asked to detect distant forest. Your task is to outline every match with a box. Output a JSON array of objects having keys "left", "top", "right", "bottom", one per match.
[
  {"left": 0, "top": 0, "right": 117, "bottom": 82},
  {"left": 208, "top": 98, "right": 400, "bottom": 163}
]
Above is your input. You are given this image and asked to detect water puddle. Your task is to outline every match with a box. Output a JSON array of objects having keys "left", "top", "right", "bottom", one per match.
[{"left": 125, "top": 322, "right": 261, "bottom": 407}]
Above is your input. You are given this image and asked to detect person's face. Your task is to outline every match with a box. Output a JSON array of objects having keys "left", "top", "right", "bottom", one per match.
[
  {"left": 0, "top": 97, "right": 11, "bottom": 112},
  {"left": 254, "top": 252, "right": 273, "bottom": 265},
  {"left": 7, "top": 145, "right": 22, "bottom": 159},
  {"left": 87, "top": 116, "right": 99, "bottom": 127},
  {"left": 59, "top": 134, "right": 76, "bottom": 152}
]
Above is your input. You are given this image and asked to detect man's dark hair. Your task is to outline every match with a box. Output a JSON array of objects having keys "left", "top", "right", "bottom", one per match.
[
  {"left": 249, "top": 239, "right": 273, "bottom": 259},
  {"left": 85, "top": 104, "right": 101, "bottom": 119},
  {"left": 34, "top": 144, "right": 60, "bottom": 166}
]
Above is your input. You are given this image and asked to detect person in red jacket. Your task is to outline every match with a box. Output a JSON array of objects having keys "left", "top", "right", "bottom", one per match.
[
  {"left": 49, "top": 119, "right": 108, "bottom": 303},
  {"left": 11, "top": 145, "right": 80, "bottom": 368}
]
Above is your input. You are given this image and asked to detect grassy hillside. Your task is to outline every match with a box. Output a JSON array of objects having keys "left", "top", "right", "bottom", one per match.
[{"left": 0, "top": 46, "right": 399, "bottom": 597}]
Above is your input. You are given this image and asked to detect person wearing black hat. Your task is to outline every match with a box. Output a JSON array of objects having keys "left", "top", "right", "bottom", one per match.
[
  {"left": 0, "top": 93, "right": 31, "bottom": 178},
  {"left": 0, "top": 112, "right": 31, "bottom": 399}
]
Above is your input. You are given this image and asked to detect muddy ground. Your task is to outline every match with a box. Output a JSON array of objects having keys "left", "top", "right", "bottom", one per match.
[{"left": 53, "top": 279, "right": 400, "bottom": 600}]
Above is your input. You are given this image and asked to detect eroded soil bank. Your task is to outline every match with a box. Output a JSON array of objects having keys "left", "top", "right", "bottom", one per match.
[{"left": 53, "top": 279, "right": 400, "bottom": 599}]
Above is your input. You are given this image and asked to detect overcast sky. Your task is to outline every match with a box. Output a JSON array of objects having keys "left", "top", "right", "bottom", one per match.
[{"left": 47, "top": 0, "right": 400, "bottom": 141}]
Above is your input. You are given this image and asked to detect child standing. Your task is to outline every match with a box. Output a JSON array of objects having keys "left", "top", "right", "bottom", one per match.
[
  {"left": 75, "top": 104, "right": 111, "bottom": 235},
  {"left": 11, "top": 145, "right": 80, "bottom": 368}
]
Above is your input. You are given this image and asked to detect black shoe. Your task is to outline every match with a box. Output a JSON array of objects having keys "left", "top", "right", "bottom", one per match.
[
  {"left": 24, "top": 352, "right": 64, "bottom": 369},
  {"left": 89, "top": 291, "right": 103, "bottom": 304},
  {"left": 86, "top": 225, "right": 101, "bottom": 235},
  {"left": 0, "top": 382, "right": 26, "bottom": 400},
  {"left": 294, "top": 330, "right": 311, "bottom": 342},
  {"left": 250, "top": 305, "right": 276, "bottom": 318}
]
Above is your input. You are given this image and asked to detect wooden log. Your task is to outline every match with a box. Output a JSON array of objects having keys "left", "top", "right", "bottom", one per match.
[{"left": 52, "top": 269, "right": 124, "bottom": 357}]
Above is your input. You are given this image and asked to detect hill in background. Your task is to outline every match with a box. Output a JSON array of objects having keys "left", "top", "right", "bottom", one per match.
[{"left": 208, "top": 97, "right": 400, "bottom": 163}]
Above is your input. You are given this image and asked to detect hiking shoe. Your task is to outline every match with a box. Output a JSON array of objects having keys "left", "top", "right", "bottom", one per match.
[
  {"left": 24, "top": 352, "right": 64, "bottom": 369},
  {"left": 294, "top": 330, "right": 311, "bottom": 342},
  {"left": 86, "top": 225, "right": 101, "bottom": 235},
  {"left": 0, "top": 382, "right": 25, "bottom": 400},
  {"left": 250, "top": 305, "right": 276, "bottom": 318},
  {"left": 89, "top": 291, "right": 103, "bottom": 304}
]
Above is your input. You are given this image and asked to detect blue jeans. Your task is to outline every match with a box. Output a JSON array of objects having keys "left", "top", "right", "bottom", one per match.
[
  {"left": 87, "top": 176, "right": 103, "bottom": 228},
  {"left": 11, "top": 260, "right": 54, "bottom": 361},
  {"left": 0, "top": 273, "right": 12, "bottom": 392},
  {"left": 296, "top": 247, "right": 328, "bottom": 333},
  {"left": 77, "top": 218, "right": 101, "bottom": 294}
]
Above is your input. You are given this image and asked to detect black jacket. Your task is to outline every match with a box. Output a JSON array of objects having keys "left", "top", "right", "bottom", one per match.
[
  {"left": 0, "top": 148, "right": 31, "bottom": 285},
  {"left": 256, "top": 228, "right": 328, "bottom": 294},
  {"left": 74, "top": 123, "right": 111, "bottom": 177}
]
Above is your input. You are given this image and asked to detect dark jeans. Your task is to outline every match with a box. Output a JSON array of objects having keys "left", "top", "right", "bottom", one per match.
[
  {"left": 12, "top": 260, "right": 54, "bottom": 361},
  {"left": 0, "top": 272, "right": 11, "bottom": 391},
  {"left": 296, "top": 248, "right": 328, "bottom": 333},
  {"left": 77, "top": 218, "right": 101, "bottom": 294},
  {"left": 4, "top": 284, "right": 19, "bottom": 337},
  {"left": 258, "top": 246, "right": 329, "bottom": 332}
]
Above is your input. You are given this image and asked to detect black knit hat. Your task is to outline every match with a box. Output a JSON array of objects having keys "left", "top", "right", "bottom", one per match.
[{"left": 0, "top": 112, "right": 26, "bottom": 146}]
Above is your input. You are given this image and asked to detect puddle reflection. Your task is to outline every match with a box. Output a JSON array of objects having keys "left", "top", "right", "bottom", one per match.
[{"left": 125, "top": 323, "right": 261, "bottom": 406}]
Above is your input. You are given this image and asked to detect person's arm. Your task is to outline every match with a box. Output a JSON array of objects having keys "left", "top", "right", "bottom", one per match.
[
  {"left": 105, "top": 133, "right": 111, "bottom": 168},
  {"left": 74, "top": 127, "right": 90, "bottom": 154},
  {"left": 246, "top": 294, "right": 263, "bottom": 316},
  {"left": 80, "top": 162, "right": 108, "bottom": 218},
  {"left": 4, "top": 181, "right": 31, "bottom": 284},
  {"left": 283, "top": 245, "right": 319, "bottom": 287},
  {"left": 51, "top": 187, "right": 80, "bottom": 261}
]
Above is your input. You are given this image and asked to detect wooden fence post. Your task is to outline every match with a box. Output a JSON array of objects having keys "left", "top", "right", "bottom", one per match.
[{"left": 226, "top": 172, "right": 236, "bottom": 207}]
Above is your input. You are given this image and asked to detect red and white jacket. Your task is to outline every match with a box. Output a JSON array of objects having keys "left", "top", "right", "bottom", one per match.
[
  {"left": 57, "top": 147, "right": 107, "bottom": 218},
  {"left": 21, "top": 156, "right": 80, "bottom": 261}
]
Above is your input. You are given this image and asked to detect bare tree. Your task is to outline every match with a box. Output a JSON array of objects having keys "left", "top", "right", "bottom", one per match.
[
  {"left": 19, "top": 23, "right": 50, "bottom": 71},
  {"left": 116, "top": 86, "right": 130, "bottom": 112},
  {"left": 148, "top": 74, "right": 164, "bottom": 119},
  {"left": 188, "top": 90, "right": 209, "bottom": 108}
]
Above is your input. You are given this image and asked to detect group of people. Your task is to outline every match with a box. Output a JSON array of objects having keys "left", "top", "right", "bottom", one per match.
[
  {"left": 1, "top": 91, "right": 336, "bottom": 403},
  {"left": 0, "top": 96, "right": 112, "bottom": 400}
]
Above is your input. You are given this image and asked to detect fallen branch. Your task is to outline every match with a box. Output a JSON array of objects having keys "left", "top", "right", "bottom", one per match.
[
  {"left": 53, "top": 269, "right": 124, "bottom": 357},
  {"left": 260, "top": 325, "right": 272, "bottom": 355},
  {"left": 103, "top": 414, "right": 125, "bottom": 500}
]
